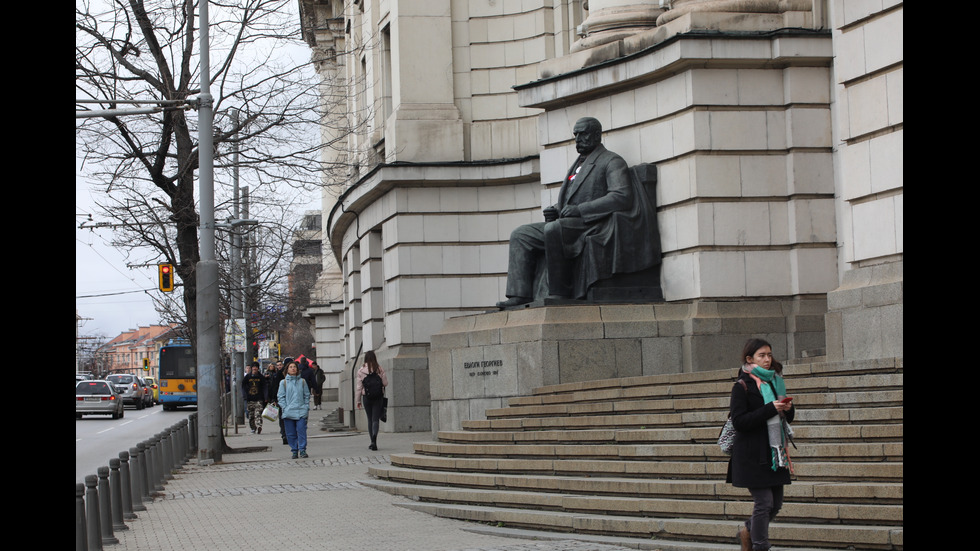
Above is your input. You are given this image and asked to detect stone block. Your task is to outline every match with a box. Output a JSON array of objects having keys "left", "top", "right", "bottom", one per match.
[
  {"left": 557, "top": 339, "right": 620, "bottom": 383},
  {"left": 641, "top": 337, "right": 684, "bottom": 375},
  {"left": 870, "top": 129, "right": 903, "bottom": 194},
  {"left": 690, "top": 68, "right": 738, "bottom": 105},
  {"left": 428, "top": 349, "right": 454, "bottom": 400},
  {"left": 787, "top": 106, "right": 832, "bottom": 149},
  {"left": 391, "top": 405, "right": 431, "bottom": 433}
]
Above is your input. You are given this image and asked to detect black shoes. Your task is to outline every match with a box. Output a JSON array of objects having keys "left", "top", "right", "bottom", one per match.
[
  {"left": 496, "top": 296, "right": 531, "bottom": 308},
  {"left": 369, "top": 443, "right": 378, "bottom": 451}
]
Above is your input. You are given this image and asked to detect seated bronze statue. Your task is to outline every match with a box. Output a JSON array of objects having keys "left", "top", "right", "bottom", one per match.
[{"left": 497, "top": 117, "right": 662, "bottom": 308}]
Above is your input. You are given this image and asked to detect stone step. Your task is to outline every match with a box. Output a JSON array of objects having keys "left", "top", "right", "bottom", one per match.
[
  {"left": 438, "top": 423, "right": 903, "bottom": 445},
  {"left": 373, "top": 463, "right": 903, "bottom": 502},
  {"left": 486, "top": 390, "right": 904, "bottom": 420},
  {"left": 371, "top": 355, "right": 904, "bottom": 550},
  {"left": 411, "top": 440, "right": 903, "bottom": 463},
  {"left": 508, "top": 373, "right": 904, "bottom": 408},
  {"left": 463, "top": 406, "right": 904, "bottom": 430},
  {"left": 364, "top": 477, "right": 903, "bottom": 525},
  {"left": 392, "top": 452, "right": 904, "bottom": 482},
  {"left": 520, "top": 358, "right": 901, "bottom": 397},
  {"left": 389, "top": 452, "right": 903, "bottom": 482},
  {"left": 366, "top": 491, "right": 903, "bottom": 550}
]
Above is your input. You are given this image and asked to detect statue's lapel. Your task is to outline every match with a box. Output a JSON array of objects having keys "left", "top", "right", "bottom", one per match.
[{"left": 564, "top": 146, "right": 604, "bottom": 202}]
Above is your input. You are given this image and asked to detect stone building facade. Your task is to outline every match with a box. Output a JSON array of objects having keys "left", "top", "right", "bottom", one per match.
[{"left": 298, "top": 0, "right": 902, "bottom": 433}]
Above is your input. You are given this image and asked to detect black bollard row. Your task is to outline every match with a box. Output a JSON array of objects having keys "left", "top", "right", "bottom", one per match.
[{"left": 77, "top": 418, "right": 196, "bottom": 550}]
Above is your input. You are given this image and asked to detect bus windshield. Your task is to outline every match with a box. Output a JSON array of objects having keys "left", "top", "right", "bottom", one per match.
[{"left": 160, "top": 346, "right": 196, "bottom": 379}]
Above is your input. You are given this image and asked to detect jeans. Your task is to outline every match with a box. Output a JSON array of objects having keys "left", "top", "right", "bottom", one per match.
[
  {"left": 362, "top": 395, "right": 384, "bottom": 445},
  {"left": 283, "top": 417, "right": 308, "bottom": 453},
  {"left": 746, "top": 485, "right": 784, "bottom": 550}
]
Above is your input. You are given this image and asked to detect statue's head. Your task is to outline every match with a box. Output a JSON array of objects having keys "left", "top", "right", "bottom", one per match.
[{"left": 573, "top": 117, "right": 602, "bottom": 155}]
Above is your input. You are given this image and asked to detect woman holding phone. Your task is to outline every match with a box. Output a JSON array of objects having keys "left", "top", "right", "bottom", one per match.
[{"left": 727, "top": 338, "right": 795, "bottom": 551}]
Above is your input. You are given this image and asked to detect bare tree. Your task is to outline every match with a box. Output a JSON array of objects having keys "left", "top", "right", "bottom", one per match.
[
  {"left": 76, "top": 0, "right": 358, "bottom": 345},
  {"left": 77, "top": 333, "right": 111, "bottom": 377}
]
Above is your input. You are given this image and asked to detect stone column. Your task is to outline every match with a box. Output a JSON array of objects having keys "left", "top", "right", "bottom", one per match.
[
  {"left": 385, "top": 0, "right": 464, "bottom": 162},
  {"left": 573, "top": 0, "right": 664, "bottom": 52}
]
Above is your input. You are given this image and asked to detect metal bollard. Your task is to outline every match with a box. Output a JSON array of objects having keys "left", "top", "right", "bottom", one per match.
[
  {"left": 118, "top": 452, "right": 138, "bottom": 519},
  {"left": 128, "top": 447, "right": 147, "bottom": 511},
  {"left": 189, "top": 413, "right": 198, "bottom": 454},
  {"left": 151, "top": 434, "right": 165, "bottom": 489},
  {"left": 142, "top": 439, "right": 155, "bottom": 492},
  {"left": 161, "top": 430, "right": 174, "bottom": 480},
  {"left": 85, "top": 475, "right": 102, "bottom": 551},
  {"left": 173, "top": 421, "right": 185, "bottom": 464},
  {"left": 170, "top": 424, "right": 182, "bottom": 468},
  {"left": 77, "top": 483, "right": 87, "bottom": 551},
  {"left": 141, "top": 438, "right": 163, "bottom": 496},
  {"left": 108, "top": 459, "right": 128, "bottom": 532},
  {"left": 151, "top": 434, "right": 164, "bottom": 490},
  {"left": 136, "top": 443, "right": 152, "bottom": 501},
  {"left": 97, "top": 467, "right": 118, "bottom": 545}
]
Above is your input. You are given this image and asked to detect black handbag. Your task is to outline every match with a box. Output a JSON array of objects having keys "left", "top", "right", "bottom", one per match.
[{"left": 380, "top": 396, "right": 388, "bottom": 423}]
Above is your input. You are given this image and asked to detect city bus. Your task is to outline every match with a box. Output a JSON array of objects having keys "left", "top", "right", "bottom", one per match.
[{"left": 158, "top": 340, "right": 197, "bottom": 410}]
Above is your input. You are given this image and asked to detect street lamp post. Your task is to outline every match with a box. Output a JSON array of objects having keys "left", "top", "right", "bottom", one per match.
[{"left": 196, "top": 0, "right": 221, "bottom": 464}]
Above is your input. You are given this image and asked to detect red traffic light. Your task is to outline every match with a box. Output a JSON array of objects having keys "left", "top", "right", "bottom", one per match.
[{"left": 159, "top": 263, "right": 175, "bottom": 292}]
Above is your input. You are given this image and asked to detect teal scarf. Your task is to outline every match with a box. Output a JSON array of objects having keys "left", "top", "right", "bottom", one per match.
[
  {"left": 744, "top": 364, "right": 792, "bottom": 472},
  {"left": 750, "top": 365, "right": 786, "bottom": 401}
]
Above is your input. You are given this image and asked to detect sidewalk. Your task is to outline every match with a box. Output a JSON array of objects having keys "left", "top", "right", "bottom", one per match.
[{"left": 108, "top": 404, "right": 644, "bottom": 551}]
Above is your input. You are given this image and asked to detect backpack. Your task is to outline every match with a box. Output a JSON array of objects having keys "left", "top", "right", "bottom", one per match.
[
  {"left": 362, "top": 371, "right": 383, "bottom": 398},
  {"left": 718, "top": 379, "right": 747, "bottom": 455}
]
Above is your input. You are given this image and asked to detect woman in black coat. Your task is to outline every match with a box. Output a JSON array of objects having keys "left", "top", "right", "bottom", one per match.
[{"left": 726, "top": 338, "right": 795, "bottom": 551}]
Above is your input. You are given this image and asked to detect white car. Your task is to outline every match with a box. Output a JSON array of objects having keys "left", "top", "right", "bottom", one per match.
[{"left": 76, "top": 380, "right": 125, "bottom": 419}]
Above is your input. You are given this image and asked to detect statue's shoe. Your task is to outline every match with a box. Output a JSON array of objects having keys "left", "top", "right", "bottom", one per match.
[{"left": 496, "top": 296, "right": 532, "bottom": 308}]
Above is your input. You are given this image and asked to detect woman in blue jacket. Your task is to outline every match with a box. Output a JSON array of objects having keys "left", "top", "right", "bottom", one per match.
[{"left": 277, "top": 360, "right": 311, "bottom": 459}]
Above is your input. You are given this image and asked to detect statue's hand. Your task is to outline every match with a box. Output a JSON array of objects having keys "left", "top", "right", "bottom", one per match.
[
  {"left": 560, "top": 205, "right": 581, "bottom": 218},
  {"left": 543, "top": 206, "right": 559, "bottom": 222}
]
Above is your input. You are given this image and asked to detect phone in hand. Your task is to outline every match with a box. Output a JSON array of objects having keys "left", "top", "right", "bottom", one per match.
[{"left": 780, "top": 396, "right": 793, "bottom": 403}]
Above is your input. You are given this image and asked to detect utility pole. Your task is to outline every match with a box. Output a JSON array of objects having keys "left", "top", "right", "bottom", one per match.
[
  {"left": 223, "top": 112, "right": 256, "bottom": 426},
  {"left": 196, "top": 0, "right": 222, "bottom": 464}
]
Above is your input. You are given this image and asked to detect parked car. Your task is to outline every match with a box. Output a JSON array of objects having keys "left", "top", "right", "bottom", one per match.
[
  {"left": 142, "top": 376, "right": 160, "bottom": 404},
  {"left": 138, "top": 377, "right": 154, "bottom": 407},
  {"left": 76, "top": 380, "right": 125, "bottom": 419},
  {"left": 105, "top": 374, "right": 146, "bottom": 409}
]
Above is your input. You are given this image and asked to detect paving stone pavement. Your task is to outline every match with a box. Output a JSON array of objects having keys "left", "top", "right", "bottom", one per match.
[{"left": 106, "top": 415, "right": 647, "bottom": 551}]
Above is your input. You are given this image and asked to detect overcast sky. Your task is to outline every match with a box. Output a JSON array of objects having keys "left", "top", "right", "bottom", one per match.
[{"left": 76, "top": 161, "right": 162, "bottom": 339}]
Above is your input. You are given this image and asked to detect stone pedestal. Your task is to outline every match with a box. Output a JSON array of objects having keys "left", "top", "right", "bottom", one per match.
[
  {"left": 428, "top": 297, "right": 824, "bottom": 433},
  {"left": 824, "top": 261, "right": 903, "bottom": 362}
]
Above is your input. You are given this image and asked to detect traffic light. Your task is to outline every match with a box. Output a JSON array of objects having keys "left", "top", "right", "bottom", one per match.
[{"left": 158, "top": 263, "right": 175, "bottom": 292}]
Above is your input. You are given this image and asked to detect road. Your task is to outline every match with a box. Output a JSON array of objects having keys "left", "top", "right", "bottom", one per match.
[{"left": 75, "top": 403, "right": 197, "bottom": 485}]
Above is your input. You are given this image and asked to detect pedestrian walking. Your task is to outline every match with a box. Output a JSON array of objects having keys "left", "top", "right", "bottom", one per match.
[
  {"left": 266, "top": 360, "right": 288, "bottom": 444},
  {"left": 355, "top": 350, "right": 388, "bottom": 451},
  {"left": 727, "top": 338, "right": 796, "bottom": 551},
  {"left": 312, "top": 361, "right": 326, "bottom": 409},
  {"left": 277, "top": 360, "right": 311, "bottom": 459},
  {"left": 241, "top": 363, "right": 267, "bottom": 434}
]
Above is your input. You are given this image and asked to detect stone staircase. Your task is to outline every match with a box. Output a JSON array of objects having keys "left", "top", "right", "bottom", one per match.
[
  {"left": 317, "top": 407, "right": 353, "bottom": 432},
  {"left": 364, "top": 358, "right": 903, "bottom": 550}
]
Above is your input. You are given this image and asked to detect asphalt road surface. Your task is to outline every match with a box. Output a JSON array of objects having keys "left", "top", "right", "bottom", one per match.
[{"left": 75, "top": 403, "right": 196, "bottom": 485}]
